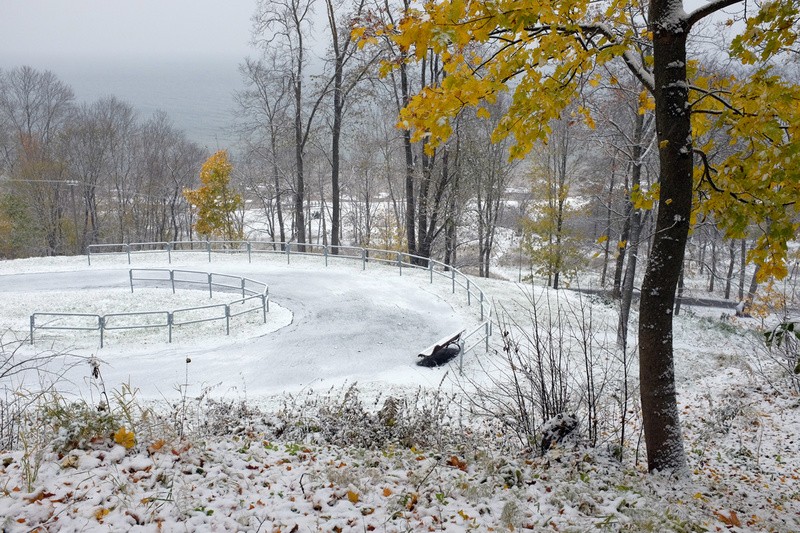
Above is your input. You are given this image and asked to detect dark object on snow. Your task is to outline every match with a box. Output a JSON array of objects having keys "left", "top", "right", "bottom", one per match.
[
  {"left": 417, "top": 330, "right": 463, "bottom": 367},
  {"left": 540, "top": 413, "right": 579, "bottom": 454}
]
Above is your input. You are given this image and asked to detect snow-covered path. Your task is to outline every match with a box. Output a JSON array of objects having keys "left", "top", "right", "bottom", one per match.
[{"left": 0, "top": 257, "right": 472, "bottom": 399}]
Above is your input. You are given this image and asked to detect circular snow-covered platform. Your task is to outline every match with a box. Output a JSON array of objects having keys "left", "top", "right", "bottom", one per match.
[{"left": 0, "top": 257, "right": 472, "bottom": 398}]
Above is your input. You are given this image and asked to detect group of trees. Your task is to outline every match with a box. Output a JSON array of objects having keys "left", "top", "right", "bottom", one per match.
[
  {"left": 0, "top": 66, "right": 207, "bottom": 258},
  {"left": 377, "top": 0, "right": 799, "bottom": 474},
  {"left": 234, "top": 0, "right": 523, "bottom": 272}
]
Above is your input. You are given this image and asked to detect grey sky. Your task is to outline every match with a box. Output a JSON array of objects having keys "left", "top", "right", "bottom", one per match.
[{"left": 0, "top": 0, "right": 257, "bottom": 61}]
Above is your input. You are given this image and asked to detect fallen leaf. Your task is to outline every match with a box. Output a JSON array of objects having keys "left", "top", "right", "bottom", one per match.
[
  {"left": 114, "top": 427, "right": 136, "bottom": 449},
  {"left": 714, "top": 510, "right": 741, "bottom": 527},
  {"left": 447, "top": 455, "right": 468, "bottom": 471},
  {"left": 147, "top": 439, "right": 166, "bottom": 455}
]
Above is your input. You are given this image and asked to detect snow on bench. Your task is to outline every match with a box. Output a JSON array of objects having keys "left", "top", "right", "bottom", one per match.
[{"left": 417, "top": 330, "right": 464, "bottom": 367}]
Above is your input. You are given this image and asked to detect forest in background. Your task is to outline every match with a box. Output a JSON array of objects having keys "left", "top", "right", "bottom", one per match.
[{"left": 0, "top": 0, "right": 798, "bottom": 309}]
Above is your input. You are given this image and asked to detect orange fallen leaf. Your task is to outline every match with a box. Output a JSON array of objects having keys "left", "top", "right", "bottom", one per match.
[{"left": 714, "top": 510, "right": 741, "bottom": 527}]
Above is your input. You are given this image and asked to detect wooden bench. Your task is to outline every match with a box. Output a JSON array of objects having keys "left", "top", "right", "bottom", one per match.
[{"left": 417, "top": 330, "right": 464, "bottom": 367}]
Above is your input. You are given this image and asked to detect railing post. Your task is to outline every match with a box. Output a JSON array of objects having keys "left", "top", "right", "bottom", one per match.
[
  {"left": 286, "top": 243, "right": 291, "bottom": 264},
  {"left": 397, "top": 252, "right": 402, "bottom": 276},
  {"left": 208, "top": 273, "right": 213, "bottom": 298},
  {"left": 247, "top": 242, "right": 252, "bottom": 263},
  {"left": 29, "top": 315, "right": 34, "bottom": 345},
  {"left": 241, "top": 278, "right": 246, "bottom": 298},
  {"left": 126, "top": 244, "right": 131, "bottom": 265},
  {"left": 485, "top": 321, "right": 490, "bottom": 352},
  {"left": 429, "top": 261, "right": 433, "bottom": 283},
  {"left": 170, "top": 270, "right": 176, "bottom": 293},
  {"left": 87, "top": 248, "right": 91, "bottom": 266},
  {"left": 167, "top": 242, "right": 172, "bottom": 264},
  {"left": 361, "top": 248, "right": 366, "bottom": 270},
  {"left": 451, "top": 269, "right": 456, "bottom": 293},
  {"left": 225, "top": 305, "right": 230, "bottom": 335},
  {"left": 479, "top": 290, "right": 484, "bottom": 320},
  {"left": 265, "top": 288, "right": 270, "bottom": 313},
  {"left": 168, "top": 312, "right": 173, "bottom": 343},
  {"left": 324, "top": 245, "right": 328, "bottom": 267},
  {"left": 129, "top": 269, "right": 134, "bottom": 293},
  {"left": 99, "top": 316, "right": 105, "bottom": 348},
  {"left": 261, "top": 295, "right": 267, "bottom": 323},
  {"left": 467, "top": 279, "right": 471, "bottom": 306},
  {"left": 207, "top": 240, "right": 212, "bottom": 263},
  {"left": 458, "top": 337, "right": 465, "bottom": 374}
]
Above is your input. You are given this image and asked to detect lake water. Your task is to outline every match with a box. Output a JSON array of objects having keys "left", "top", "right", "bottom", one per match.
[{"left": 1, "top": 56, "right": 245, "bottom": 150}]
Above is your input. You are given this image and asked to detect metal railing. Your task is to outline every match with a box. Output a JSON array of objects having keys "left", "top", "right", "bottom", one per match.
[
  {"left": 87, "top": 240, "right": 493, "bottom": 362},
  {"left": 30, "top": 268, "right": 269, "bottom": 347}
]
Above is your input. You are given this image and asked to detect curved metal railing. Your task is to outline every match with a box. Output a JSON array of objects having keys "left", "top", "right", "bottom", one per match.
[
  {"left": 30, "top": 268, "right": 269, "bottom": 347},
  {"left": 87, "top": 240, "right": 493, "bottom": 362}
]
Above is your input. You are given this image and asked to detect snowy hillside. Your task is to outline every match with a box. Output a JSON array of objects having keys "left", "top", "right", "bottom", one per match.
[{"left": 1, "top": 252, "right": 798, "bottom": 531}]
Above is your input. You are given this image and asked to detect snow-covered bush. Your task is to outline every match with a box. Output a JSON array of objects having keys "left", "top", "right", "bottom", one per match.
[
  {"left": 195, "top": 383, "right": 473, "bottom": 452},
  {"left": 763, "top": 318, "right": 800, "bottom": 392}
]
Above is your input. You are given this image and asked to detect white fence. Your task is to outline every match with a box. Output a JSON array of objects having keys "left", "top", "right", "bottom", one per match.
[
  {"left": 87, "top": 240, "right": 492, "bottom": 364},
  {"left": 30, "top": 268, "right": 269, "bottom": 348}
]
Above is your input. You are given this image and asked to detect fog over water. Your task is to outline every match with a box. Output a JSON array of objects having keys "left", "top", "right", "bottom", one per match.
[
  {"left": 0, "top": 0, "right": 257, "bottom": 151},
  {"left": 0, "top": 55, "right": 245, "bottom": 151}
]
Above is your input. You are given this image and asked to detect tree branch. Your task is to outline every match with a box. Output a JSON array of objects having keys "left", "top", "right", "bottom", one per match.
[{"left": 686, "top": 0, "right": 743, "bottom": 29}]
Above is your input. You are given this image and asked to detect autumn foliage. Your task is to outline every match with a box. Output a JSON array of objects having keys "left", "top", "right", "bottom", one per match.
[{"left": 183, "top": 150, "right": 243, "bottom": 240}]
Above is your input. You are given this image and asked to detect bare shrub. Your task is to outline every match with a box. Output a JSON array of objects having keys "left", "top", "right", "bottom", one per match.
[
  {"left": 760, "top": 317, "right": 800, "bottom": 393},
  {"left": 0, "top": 331, "right": 85, "bottom": 451},
  {"left": 454, "top": 286, "right": 627, "bottom": 455}
]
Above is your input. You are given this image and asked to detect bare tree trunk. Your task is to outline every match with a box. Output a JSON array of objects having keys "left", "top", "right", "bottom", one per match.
[
  {"left": 294, "top": 74, "right": 306, "bottom": 250},
  {"left": 399, "top": 61, "right": 416, "bottom": 256},
  {"left": 638, "top": 2, "right": 690, "bottom": 472},
  {"left": 708, "top": 228, "right": 717, "bottom": 293},
  {"left": 612, "top": 180, "right": 631, "bottom": 298},
  {"left": 618, "top": 112, "right": 645, "bottom": 350},
  {"left": 739, "top": 238, "right": 747, "bottom": 301},
  {"left": 724, "top": 239, "right": 735, "bottom": 299},
  {"left": 600, "top": 164, "right": 616, "bottom": 287}
]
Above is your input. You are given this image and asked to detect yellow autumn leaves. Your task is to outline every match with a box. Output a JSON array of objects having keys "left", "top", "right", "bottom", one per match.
[
  {"left": 114, "top": 427, "right": 136, "bottom": 449},
  {"left": 184, "top": 150, "right": 244, "bottom": 241}
]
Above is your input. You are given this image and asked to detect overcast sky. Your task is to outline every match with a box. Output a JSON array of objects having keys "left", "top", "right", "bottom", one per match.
[{"left": 0, "top": 0, "right": 258, "bottom": 62}]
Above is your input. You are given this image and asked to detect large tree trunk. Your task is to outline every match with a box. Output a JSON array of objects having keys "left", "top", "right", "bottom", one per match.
[{"left": 638, "top": 2, "right": 691, "bottom": 472}]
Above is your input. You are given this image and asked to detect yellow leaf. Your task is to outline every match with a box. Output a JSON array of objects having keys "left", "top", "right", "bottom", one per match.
[
  {"left": 114, "top": 427, "right": 136, "bottom": 449},
  {"left": 95, "top": 508, "right": 110, "bottom": 521},
  {"left": 476, "top": 107, "right": 491, "bottom": 119},
  {"left": 347, "top": 490, "right": 360, "bottom": 503}
]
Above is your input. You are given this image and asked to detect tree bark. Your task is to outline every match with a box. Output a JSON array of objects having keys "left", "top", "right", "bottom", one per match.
[
  {"left": 618, "top": 111, "right": 645, "bottom": 351},
  {"left": 638, "top": 1, "right": 691, "bottom": 472}
]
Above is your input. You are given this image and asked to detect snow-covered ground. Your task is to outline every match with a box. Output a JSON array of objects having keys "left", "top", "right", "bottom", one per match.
[
  {"left": 1, "top": 251, "right": 799, "bottom": 531},
  {"left": 0, "top": 254, "right": 480, "bottom": 399}
]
